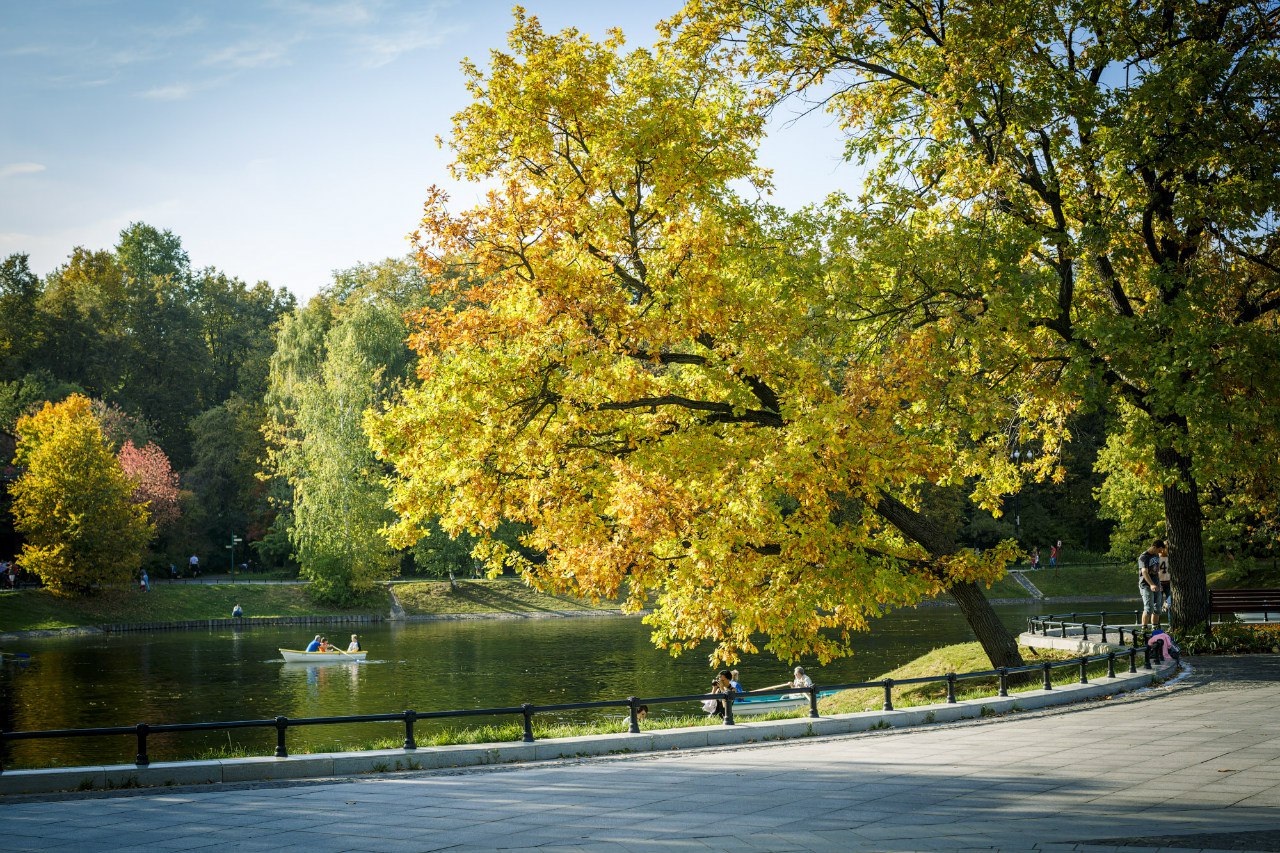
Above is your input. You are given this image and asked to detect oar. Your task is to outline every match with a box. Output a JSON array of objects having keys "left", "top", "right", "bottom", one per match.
[{"left": 334, "top": 647, "right": 361, "bottom": 660}]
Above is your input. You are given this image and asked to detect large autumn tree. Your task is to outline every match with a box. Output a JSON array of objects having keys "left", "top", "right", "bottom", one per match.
[
  {"left": 671, "top": 0, "right": 1280, "bottom": 628},
  {"left": 10, "top": 394, "right": 152, "bottom": 595},
  {"left": 368, "top": 14, "right": 1039, "bottom": 666}
]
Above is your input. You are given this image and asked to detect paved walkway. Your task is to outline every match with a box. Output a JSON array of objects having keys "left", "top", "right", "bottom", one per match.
[{"left": 3, "top": 656, "right": 1277, "bottom": 853}]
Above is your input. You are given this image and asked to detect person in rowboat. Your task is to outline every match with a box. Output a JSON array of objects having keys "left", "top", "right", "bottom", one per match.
[
  {"left": 347, "top": 634, "right": 361, "bottom": 653},
  {"left": 791, "top": 666, "right": 813, "bottom": 689},
  {"left": 305, "top": 635, "right": 322, "bottom": 652}
]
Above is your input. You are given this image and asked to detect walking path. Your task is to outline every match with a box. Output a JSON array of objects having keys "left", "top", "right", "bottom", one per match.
[{"left": 3, "top": 656, "right": 1277, "bottom": 853}]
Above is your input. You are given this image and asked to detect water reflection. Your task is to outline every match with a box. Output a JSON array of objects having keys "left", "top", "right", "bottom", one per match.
[{"left": 0, "top": 602, "right": 1069, "bottom": 768}]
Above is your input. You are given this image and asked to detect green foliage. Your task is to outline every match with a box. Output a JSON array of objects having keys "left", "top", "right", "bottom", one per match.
[
  {"left": 265, "top": 260, "right": 433, "bottom": 604},
  {"left": 673, "top": 0, "right": 1280, "bottom": 630},
  {"left": 0, "top": 370, "right": 83, "bottom": 433},
  {"left": 10, "top": 395, "right": 152, "bottom": 595},
  {"left": 1179, "top": 624, "right": 1280, "bottom": 656}
]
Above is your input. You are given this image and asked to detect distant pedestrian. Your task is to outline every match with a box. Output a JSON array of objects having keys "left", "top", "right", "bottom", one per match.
[
  {"left": 139, "top": 568, "right": 150, "bottom": 592},
  {"left": 189, "top": 554, "right": 200, "bottom": 577},
  {"left": 169, "top": 563, "right": 178, "bottom": 581},
  {"left": 1030, "top": 548, "right": 1040, "bottom": 570},
  {"left": 232, "top": 604, "right": 244, "bottom": 618},
  {"left": 1050, "top": 541, "right": 1060, "bottom": 570},
  {"left": 1159, "top": 555, "right": 1172, "bottom": 614}
]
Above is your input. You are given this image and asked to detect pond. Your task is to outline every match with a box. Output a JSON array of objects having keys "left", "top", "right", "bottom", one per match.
[{"left": 0, "top": 601, "right": 1077, "bottom": 769}]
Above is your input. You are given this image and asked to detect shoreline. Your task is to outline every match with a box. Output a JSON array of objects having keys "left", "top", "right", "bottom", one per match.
[{"left": 0, "top": 594, "right": 1139, "bottom": 643}]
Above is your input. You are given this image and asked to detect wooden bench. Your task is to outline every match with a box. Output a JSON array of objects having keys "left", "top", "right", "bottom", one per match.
[{"left": 1208, "top": 588, "right": 1280, "bottom": 624}]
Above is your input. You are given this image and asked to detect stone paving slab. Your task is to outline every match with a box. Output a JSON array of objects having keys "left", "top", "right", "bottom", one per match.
[{"left": 1, "top": 656, "right": 1278, "bottom": 852}]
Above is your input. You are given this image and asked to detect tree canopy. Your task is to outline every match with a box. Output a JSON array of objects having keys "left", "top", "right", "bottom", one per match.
[
  {"left": 368, "top": 14, "right": 1031, "bottom": 665},
  {"left": 10, "top": 395, "right": 152, "bottom": 595},
  {"left": 669, "top": 0, "right": 1280, "bottom": 626}
]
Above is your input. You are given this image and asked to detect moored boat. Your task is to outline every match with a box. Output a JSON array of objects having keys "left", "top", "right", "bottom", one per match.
[
  {"left": 710, "top": 690, "right": 839, "bottom": 717},
  {"left": 279, "top": 648, "right": 367, "bottom": 663}
]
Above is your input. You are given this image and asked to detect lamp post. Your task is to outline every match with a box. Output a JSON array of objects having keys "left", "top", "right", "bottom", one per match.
[{"left": 227, "top": 535, "right": 243, "bottom": 582}]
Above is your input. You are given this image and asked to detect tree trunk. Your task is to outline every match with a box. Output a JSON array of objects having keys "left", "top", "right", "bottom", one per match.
[
  {"left": 875, "top": 493, "right": 1025, "bottom": 669},
  {"left": 1155, "top": 443, "right": 1211, "bottom": 631},
  {"left": 947, "top": 579, "right": 1024, "bottom": 669}
]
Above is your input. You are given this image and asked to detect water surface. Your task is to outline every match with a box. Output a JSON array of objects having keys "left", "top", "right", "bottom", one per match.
[{"left": 0, "top": 602, "right": 1072, "bottom": 768}]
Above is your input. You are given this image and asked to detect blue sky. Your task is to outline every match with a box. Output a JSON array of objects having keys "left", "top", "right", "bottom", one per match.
[{"left": 1, "top": 1, "right": 856, "bottom": 300}]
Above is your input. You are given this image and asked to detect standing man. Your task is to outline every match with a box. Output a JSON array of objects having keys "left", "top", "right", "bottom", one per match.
[
  {"left": 1138, "top": 539, "right": 1166, "bottom": 628},
  {"left": 189, "top": 554, "right": 200, "bottom": 577},
  {"left": 1050, "top": 541, "right": 1061, "bottom": 570}
]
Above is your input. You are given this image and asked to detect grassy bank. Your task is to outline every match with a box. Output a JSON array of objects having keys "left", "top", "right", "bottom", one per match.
[
  {"left": 818, "top": 641, "right": 1111, "bottom": 715},
  {"left": 3, "top": 560, "right": 1274, "bottom": 634},
  {"left": 0, "top": 583, "right": 376, "bottom": 632},
  {"left": 393, "top": 579, "right": 623, "bottom": 616},
  {"left": 0, "top": 578, "right": 623, "bottom": 633}
]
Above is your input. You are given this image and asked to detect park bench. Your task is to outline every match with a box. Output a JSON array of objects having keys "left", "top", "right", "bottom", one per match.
[{"left": 1208, "top": 588, "right": 1280, "bottom": 626}]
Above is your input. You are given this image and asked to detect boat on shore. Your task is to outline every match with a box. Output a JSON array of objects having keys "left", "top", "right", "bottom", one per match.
[
  {"left": 279, "top": 648, "right": 367, "bottom": 663},
  {"left": 712, "top": 691, "right": 838, "bottom": 717}
]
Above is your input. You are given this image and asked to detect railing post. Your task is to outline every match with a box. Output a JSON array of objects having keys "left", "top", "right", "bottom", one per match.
[
  {"left": 1082, "top": 622, "right": 1090, "bottom": 641},
  {"left": 403, "top": 710, "right": 417, "bottom": 750},
  {"left": 1100, "top": 612, "right": 1108, "bottom": 629},
  {"left": 997, "top": 668, "right": 1008, "bottom": 698},
  {"left": 0, "top": 729, "right": 5, "bottom": 774},
  {"left": 723, "top": 695, "right": 735, "bottom": 726},
  {"left": 1040, "top": 619, "right": 1049, "bottom": 637},
  {"left": 1042, "top": 662, "right": 1053, "bottom": 690},
  {"left": 275, "top": 716, "right": 289, "bottom": 757},
  {"left": 1078, "top": 656, "right": 1089, "bottom": 684},
  {"left": 627, "top": 697, "right": 641, "bottom": 734},
  {"left": 882, "top": 679, "right": 894, "bottom": 711},
  {"left": 945, "top": 672, "right": 957, "bottom": 704},
  {"left": 1143, "top": 639, "right": 1153, "bottom": 670},
  {"left": 807, "top": 686, "right": 819, "bottom": 719},
  {"left": 1059, "top": 621, "right": 1068, "bottom": 639},
  {"left": 135, "top": 723, "right": 150, "bottom": 766},
  {"left": 1107, "top": 651, "right": 1117, "bottom": 679},
  {"left": 1128, "top": 647, "right": 1138, "bottom": 673},
  {"left": 521, "top": 704, "right": 535, "bottom": 742}
]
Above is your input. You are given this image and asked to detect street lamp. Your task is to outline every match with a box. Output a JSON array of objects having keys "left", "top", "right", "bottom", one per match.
[{"left": 227, "top": 535, "right": 243, "bottom": 581}]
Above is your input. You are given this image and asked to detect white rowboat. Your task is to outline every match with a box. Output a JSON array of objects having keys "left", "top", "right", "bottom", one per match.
[{"left": 279, "top": 648, "right": 366, "bottom": 663}]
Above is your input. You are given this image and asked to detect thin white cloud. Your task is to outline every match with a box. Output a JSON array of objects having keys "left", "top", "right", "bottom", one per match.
[
  {"left": 140, "top": 84, "right": 194, "bottom": 101},
  {"left": 357, "top": 26, "right": 450, "bottom": 68},
  {"left": 272, "top": 0, "right": 378, "bottom": 28},
  {"left": 204, "top": 39, "right": 293, "bottom": 70},
  {"left": 0, "top": 163, "right": 46, "bottom": 180}
]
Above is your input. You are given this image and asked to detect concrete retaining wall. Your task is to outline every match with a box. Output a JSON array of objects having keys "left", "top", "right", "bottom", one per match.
[{"left": 0, "top": 658, "right": 1179, "bottom": 796}]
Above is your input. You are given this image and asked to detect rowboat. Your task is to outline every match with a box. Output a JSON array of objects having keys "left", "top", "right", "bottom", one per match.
[
  {"left": 714, "top": 690, "right": 839, "bottom": 717},
  {"left": 279, "top": 648, "right": 367, "bottom": 663}
]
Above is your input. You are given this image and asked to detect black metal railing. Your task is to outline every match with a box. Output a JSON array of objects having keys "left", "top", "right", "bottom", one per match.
[
  {"left": 1026, "top": 611, "right": 1155, "bottom": 645},
  {"left": 0, "top": 639, "right": 1171, "bottom": 774}
]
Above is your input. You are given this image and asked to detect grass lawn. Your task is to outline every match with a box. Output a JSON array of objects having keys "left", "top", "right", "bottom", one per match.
[
  {"left": 393, "top": 578, "right": 624, "bottom": 616},
  {"left": 1022, "top": 565, "right": 1133, "bottom": 597},
  {"left": 0, "top": 584, "right": 382, "bottom": 632},
  {"left": 818, "top": 641, "right": 1115, "bottom": 715}
]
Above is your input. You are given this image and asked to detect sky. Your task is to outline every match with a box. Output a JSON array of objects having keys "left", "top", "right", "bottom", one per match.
[{"left": 0, "top": 1, "right": 858, "bottom": 301}]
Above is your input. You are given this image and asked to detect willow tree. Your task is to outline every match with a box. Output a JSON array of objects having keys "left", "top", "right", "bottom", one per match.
[
  {"left": 368, "top": 14, "right": 1044, "bottom": 667},
  {"left": 672, "top": 0, "right": 1280, "bottom": 628}
]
